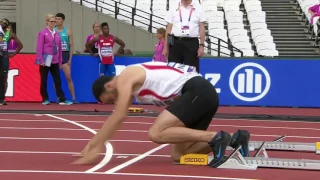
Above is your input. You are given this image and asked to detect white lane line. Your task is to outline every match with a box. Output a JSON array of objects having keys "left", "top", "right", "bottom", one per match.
[
  {"left": 44, "top": 114, "right": 112, "bottom": 173},
  {"left": 0, "top": 126, "right": 148, "bottom": 132},
  {"left": 0, "top": 150, "right": 170, "bottom": 157},
  {"left": 0, "top": 170, "right": 258, "bottom": 180},
  {"left": 1, "top": 119, "right": 320, "bottom": 131},
  {"left": 0, "top": 136, "right": 152, "bottom": 142},
  {"left": 105, "top": 144, "right": 168, "bottom": 174}
]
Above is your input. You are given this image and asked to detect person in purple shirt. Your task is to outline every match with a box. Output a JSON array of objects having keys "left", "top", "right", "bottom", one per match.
[
  {"left": 309, "top": 4, "right": 320, "bottom": 25},
  {"left": 84, "top": 21, "right": 100, "bottom": 55},
  {"left": 35, "top": 14, "right": 72, "bottom": 105},
  {"left": 153, "top": 28, "right": 167, "bottom": 62}
]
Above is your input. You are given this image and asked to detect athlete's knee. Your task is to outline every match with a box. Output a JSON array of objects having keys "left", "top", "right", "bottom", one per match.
[{"left": 148, "top": 126, "right": 165, "bottom": 144}]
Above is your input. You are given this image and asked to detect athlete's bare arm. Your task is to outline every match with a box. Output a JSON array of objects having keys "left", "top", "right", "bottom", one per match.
[
  {"left": 87, "top": 68, "right": 139, "bottom": 147},
  {"left": 113, "top": 36, "right": 125, "bottom": 55},
  {"left": 85, "top": 36, "right": 99, "bottom": 55},
  {"left": 9, "top": 32, "right": 23, "bottom": 57}
]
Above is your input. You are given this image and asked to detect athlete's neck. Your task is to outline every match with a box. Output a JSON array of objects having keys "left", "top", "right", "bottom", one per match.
[
  {"left": 47, "top": 26, "right": 54, "bottom": 32},
  {"left": 103, "top": 34, "right": 109, "bottom": 38},
  {"left": 181, "top": 0, "right": 192, "bottom": 7},
  {"left": 56, "top": 25, "right": 64, "bottom": 31}
]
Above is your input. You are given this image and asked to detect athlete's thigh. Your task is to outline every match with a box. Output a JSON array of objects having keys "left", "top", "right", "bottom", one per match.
[
  {"left": 99, "top": 63, "right": 105, "bottom": 76},
  {"left": 107, "top": 64, "right": 116, "bottom": 76},
  {"left": 61, "top": 63, "right": 71, "bottom": 79}
]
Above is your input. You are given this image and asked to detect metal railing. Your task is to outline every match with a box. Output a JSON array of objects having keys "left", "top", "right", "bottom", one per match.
[{"left": 75, "top": 0, "right": 243, "bottom": 57}]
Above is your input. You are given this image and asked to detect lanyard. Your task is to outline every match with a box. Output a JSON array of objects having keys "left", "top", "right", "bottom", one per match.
[{"left": 178, "top": 2, "right": 194, "bottom": 23}]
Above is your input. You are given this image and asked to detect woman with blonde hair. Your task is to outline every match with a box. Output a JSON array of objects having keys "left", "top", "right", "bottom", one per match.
[
  {"left": 35, "top": 14, "right": 72, "bottom": 105},
  {"left": 153, "top": 27, "right": 166, "bottom": 62},
  {"left": 84, "top": 21, "right": 100, "bottom": 54}
]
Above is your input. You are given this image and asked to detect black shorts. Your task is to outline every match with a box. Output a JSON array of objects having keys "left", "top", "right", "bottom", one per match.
[
  {"left": 166, "top": 76, "right": 219, "bottom": 130},
  {"left": 62, "top": 51, "right": 70, "bottom": 64}
]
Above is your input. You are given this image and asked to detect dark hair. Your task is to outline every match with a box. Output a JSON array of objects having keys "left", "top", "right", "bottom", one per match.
[
  {"left": 55, "top": 13, "right": 65, "bottom": 20},
  {"left": 100, "top": 22, "right": 109, "bottom": 29},
  {"left": 92, "top": 76, "right": 114, "bottom": 102},
  {"left": 2, "top": 18, "right": 10, "bottom": 25}
]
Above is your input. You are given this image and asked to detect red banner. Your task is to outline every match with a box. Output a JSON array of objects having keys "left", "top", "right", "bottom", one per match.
[{"left": 5, "top": 54, "right": 42, "bottom": 102}]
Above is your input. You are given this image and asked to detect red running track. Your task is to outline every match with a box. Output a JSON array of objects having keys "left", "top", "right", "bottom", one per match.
[{"left": 0, "top": 113, "right": 319, "bottom": 180}]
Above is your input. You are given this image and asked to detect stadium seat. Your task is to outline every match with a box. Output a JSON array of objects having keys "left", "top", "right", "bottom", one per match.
[
  {"left": 223, "top": 0, "right": 255, "bottom": 57},
  {"left": 297, "top": 0, "right": 319, "bottom": 37},
  {"left": 244, "top": 0, "right": 278, "bottom": 57}
]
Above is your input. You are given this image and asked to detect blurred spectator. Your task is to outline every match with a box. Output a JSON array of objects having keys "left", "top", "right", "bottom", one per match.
[
  {"left": 152, "top": 28, "right": 166, "bottom": 62},
  {"left": 35, "top": 14, "right": 72, "bottom": 105},
  {"left": 7, "top": 25, "right": 17, "bottom": 53},
  {"left": 85, "top": 22, "right": 125, "bottom": 77},
  {"left": 54, "top": 13, "right": 78, "bottom": 103},
  {"left": 119, "top": 48, "right": 133, "bottom": 55},
  {"left": 0, "top": 18, "right": 23, "bottom": 105},
  {"left": 84, "top": 21, "right": 100, "bottom": 54},
  {"left": 308, "top": 4, "right": 320, "bottom": 35}
]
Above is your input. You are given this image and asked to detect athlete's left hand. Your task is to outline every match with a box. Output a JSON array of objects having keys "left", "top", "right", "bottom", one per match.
[
  {"left": 7, "top": 54, "right": 15, "bottom": 58},
  {"left": 197, "top": 46, "right": 204, "bottom": 57},
  {"left": 72, "top": 142, "right": 104, "bottom": 165}
]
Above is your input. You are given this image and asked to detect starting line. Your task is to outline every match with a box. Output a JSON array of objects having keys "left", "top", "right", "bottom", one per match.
[{"left": 179, "top": 136, "right": 320, "bottom": 171}]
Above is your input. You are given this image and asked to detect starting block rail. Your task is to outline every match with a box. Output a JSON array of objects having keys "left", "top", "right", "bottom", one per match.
[
  {"left": 179, "top": 140, "right": 320, "bottom": 171},
  {"left": 225, "top": 136, "right": 320, "bottom": 154}
]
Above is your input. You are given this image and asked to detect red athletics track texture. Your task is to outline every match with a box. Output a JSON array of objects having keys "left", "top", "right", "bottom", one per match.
[{"left": 0, "top": 113, "right": 319, "bottom": 180}]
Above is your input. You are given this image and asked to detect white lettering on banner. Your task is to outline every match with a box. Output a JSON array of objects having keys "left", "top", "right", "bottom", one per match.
[
  {"left": 5, "top": 69, "right": 19, "bottom": 97},
  {"left": 204, "top": 73, "right": 221, "bottom": 93},
  {"left": 229, "top": 62, "right": 271, "bottom": 102}
]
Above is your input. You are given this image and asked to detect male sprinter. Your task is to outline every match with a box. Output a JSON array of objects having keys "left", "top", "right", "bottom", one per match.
[
  {"left": 0, "top": 19, "right": 23, "bottom": 105},
  {"left": 73, "top": 61, "right": 250, "bottom": 167},
  {"left": 54, "top": 13, "right": 77, "bottom": 103},
  {"left": 85, "top": 22, "right": 125, "bottom": 77}
]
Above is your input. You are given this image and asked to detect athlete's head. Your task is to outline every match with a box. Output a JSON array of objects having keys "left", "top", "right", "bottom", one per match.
[
  {"left": 55, "top": 13, "right": 65, "bottom": 26},
  {"left": 1, "top": 18, "right": 10, "bottom": 29},
  {"left": 93, "top": 21, "right": 100, "bottom": 34},
  {"left": 45, "top": 14, "right": 56, "bottom": 28},
  {"left": 92, "top": 76, "right": 118, "bottom": 104},
  {"left": 100, "top": 22, "right": 109, "bottom": 36}
]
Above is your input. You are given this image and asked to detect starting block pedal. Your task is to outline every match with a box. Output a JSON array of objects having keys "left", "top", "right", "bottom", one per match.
[
  {"left": 128, "top": 107, "right": 144, "bottom": 113},
  {"left": 178, "top": 142, "right": 320, "bottom": 171},
  {"left": 317, "top": 142, "right": 320, "bottom": 154}
]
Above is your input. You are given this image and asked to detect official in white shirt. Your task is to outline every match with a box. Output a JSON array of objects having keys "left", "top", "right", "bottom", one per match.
[{"left": 163, "top": 0, "right": 206, "bottom": 72}]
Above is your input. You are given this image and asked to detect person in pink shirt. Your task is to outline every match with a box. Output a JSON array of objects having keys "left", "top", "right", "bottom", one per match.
[
  {"left": 309, "top": 4, "right": 320, "bottom": 25},
  {"left": 84, "top": 21, "right": 100, "bottom": 55},
  {"left": 153, "top": 28, "right": 167, "bottom": 62}
]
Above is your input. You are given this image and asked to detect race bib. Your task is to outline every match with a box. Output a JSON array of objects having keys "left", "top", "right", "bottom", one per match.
[
  {"left": 168, "top": 62, "right": 197, "bottom": 73},
  {"left": 181, "top": 26, "right": 190, "bottom": 36},
  {"left": 1, "top": 42, "right": 7, "bottom": 51},
  {"left": 61, "top": 42, "right": 68, "bottom": 51},
  {"left": 101, "top": 47, "right": 113, "bottom": 57}
]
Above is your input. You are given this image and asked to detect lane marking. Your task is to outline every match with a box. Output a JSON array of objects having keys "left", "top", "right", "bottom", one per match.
[
  {"left": 105, "top": 144, "right": 168, "bottom": 173},
  {"left": 0, "top": 150, "right": 170, "bottom": 157},
  {"left": 1, "top": 119, "right": 320, "bottom": 131},
  {"left": 44, "top": 114, "right": 112, "bottom": 173},
  {"left": 0, "top": 137, "right": 152, "bottom": 142},
  {"left": 0, "top": 170, "right": 259, "bottom": 180},
  {"left": 1, "top": 112, "right": 320, "bottom": 125},
  {"left": 0, "top": 126, "right": 148, "bottom": 132}
]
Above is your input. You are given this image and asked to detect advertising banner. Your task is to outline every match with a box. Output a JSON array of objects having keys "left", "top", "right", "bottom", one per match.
[
  {"left": 200, "top": 58, "right": 320, "bottom": 107},
  {"left": 6, "top": 54, "right": 320, "bottom": 107}
]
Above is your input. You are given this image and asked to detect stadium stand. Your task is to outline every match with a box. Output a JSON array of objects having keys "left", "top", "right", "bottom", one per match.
[{"left": 0, "top": 0, "right": 16, "bottom": 22}]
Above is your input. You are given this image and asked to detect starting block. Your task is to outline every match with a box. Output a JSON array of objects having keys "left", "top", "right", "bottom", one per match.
[
  {"left": 128, "top": 107, "right": 144, "bottom": 113},
  {"left": 178, "top": 140, "right": 320, "bottom": 171},
  {"left": 226, "top": 136, "right": 320, "bottom": 155}
]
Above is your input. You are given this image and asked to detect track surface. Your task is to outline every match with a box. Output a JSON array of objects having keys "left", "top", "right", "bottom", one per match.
[{"left": 0, "top": 111, "right": 319, "bottom": 180}]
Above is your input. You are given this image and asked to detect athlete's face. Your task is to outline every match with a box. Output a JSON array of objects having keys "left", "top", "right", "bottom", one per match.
[
  {"left": 0, "top": 21, "right": 8, "bottom": 29},
  {"left": 102, "top": 26, "right": 109, "bottom": 35},
  {"left": 99, "top": 82, "right": 118, "bottom": 104},
  {"left": 55, "top": 17, "right": 64, "bottom": 26}
]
